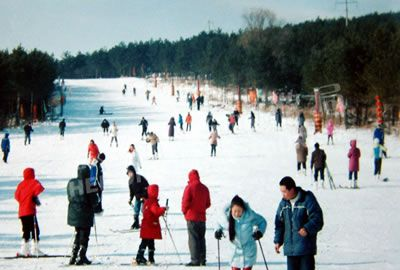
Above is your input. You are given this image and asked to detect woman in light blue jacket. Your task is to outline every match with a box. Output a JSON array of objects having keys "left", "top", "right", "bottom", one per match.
[{"left": 215, "top": 195, "right": 267, "bottom": 270}]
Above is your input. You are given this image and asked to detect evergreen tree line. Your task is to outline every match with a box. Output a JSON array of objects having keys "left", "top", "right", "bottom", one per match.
[
  {"left": 58, "top": 12, "right": 400, "bottom": 104},
  {"left": 0, "top": 46, "right": 58, "bottom": 128}
]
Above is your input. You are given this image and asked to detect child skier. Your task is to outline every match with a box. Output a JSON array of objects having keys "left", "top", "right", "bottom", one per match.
[
  {"left": 373, "top": 138, "right": 387, "bottom": 180},
  {"left": 15, "top": 168, "right": 45, "bottom": 257},
  {"left": 110, "top": 121, "right": 118, "bottom": 147},
  {"left": 134, "top": 184, "right": 167, "bottom": 265},
  {"left": 128, "top": 144, "right": 142, "bottom": 172},
  {"left": 87, "top": 139, "right": 99, "bottom": 164},
  {"left": 327, "top": 119, "right": 334, "bottom": 145},
  {"left": 228, "top": 114, "right": 236, "bottom": 134},
  {"left": 215, "top": 195, "right": 267, "bottom": 270},
  {"left": 310, "top": 143, "right": 327, "bottom": 189},
  {"left": 296, "top": 139, "right": 308, "bottom": 175},
  {"left": 209, "top": 130, "right": 221, "bottom": 157},
  {"left": 348, "top": 140, "right": 361, "bottom": 188}
]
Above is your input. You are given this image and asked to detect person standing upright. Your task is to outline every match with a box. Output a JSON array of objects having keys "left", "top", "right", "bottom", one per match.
[
  {"left": 1, "top": 133, "right": 10, "bottom": 163},
  {"left": 181, "top": 169, "right": 211, "bottom": 266},
  {"left": 186, "top": 113, "right": 192, "bottom": 132},
  {"left": 59, "top": 118, "right": 66, "bottom": 138},
  {"left": 310, "top": 143, "right": 326, "bottom": 189},
  {"left": 23, "top": 122, "right": 34, "bottom": 145},
  {"left": 274, "top": 176, "right": 323, "bottom": 270},
  {"left": 139, "top": 117, "right": 148, "bottom": 140},
  {"left": 109, "top": 121, "right": 119, "bottom": 147}
]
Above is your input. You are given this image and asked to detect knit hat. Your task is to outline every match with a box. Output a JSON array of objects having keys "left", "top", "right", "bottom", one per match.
[{"left": 98, "top": 153, "right": 106, "bottom": 162}]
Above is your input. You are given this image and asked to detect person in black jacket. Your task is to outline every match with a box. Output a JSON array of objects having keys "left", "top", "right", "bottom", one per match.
[
  {"left": 23, "top": 122, "right": 34, "bottom": 145},
  {"left": 101, "top": 119, "right": 110, "bottom": 135},
  {"left": 67, "top": 165, "right": 99, "bottom": 265},
  {"left": 59, "top": 119, "right": 66, "bottom": 138},
  {"left": 127, "top": 165, "right": 149, "bottom": 229},
  {"left": 310, "top": 143, "right": 327, "bottom": 189},
  {"left": 139, "top": 117, "right": 148, "bottom": 140}
]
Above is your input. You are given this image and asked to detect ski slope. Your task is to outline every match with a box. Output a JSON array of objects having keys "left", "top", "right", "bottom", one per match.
[{"left": 0, "top": 78, "right": 399, "bottom": 269}]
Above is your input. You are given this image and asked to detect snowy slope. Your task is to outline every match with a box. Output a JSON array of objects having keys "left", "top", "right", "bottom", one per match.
[{"left": 0, "top": 78, "right": 399, "bottom": 269}]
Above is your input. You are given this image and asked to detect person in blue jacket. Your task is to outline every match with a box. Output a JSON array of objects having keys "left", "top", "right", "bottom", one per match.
[
  {"left": 373, "top": 124, "right": 387, "bottom": 158},
  {"left": 215, "top": 195, "right": 267, "bottom": 270},
  {"left": 178, "top": 114, "right": 184, "bottom": 131},
  {"left": 274, "top": 176, "right": 323, "bottom": 270},
  {"left": 1, "top": 133, "right": 10, "bottom": 163}
]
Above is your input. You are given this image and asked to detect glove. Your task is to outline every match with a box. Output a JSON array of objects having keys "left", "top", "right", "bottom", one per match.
[
  {"left": 214, "top": 229, "right": 223, "bottom": 240},
  {"left": 32, "top": 196, "right": 41, "bottom": 206},
  {"left": 128, "top": 200, "right": 132, "bottom": 206},
  {"left": 252, "top": 230, "right": 263, "bottom": 240}
]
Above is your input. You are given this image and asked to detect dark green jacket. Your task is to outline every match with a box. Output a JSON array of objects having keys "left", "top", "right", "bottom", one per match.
[{"left": 67, "top": 165, "right": 98, "bottom": 228}]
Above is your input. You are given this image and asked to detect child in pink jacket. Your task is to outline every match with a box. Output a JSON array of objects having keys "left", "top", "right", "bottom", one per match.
[{"left": 327, "top": 119, "right": 334, "bottom": 145}]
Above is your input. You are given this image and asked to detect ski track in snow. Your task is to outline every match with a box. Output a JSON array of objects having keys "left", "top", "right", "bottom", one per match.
[{"left": 1, "top": 77, "right": 400, "bottom": 269}]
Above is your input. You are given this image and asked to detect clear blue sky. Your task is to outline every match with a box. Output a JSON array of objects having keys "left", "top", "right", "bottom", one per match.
[{"left": 0, "top": 0, "right": 398, "bottom": 58}]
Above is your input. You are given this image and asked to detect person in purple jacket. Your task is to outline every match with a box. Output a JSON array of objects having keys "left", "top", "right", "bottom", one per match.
[{"left": 348, "top": 140, "right": 361, "bottom": 189}]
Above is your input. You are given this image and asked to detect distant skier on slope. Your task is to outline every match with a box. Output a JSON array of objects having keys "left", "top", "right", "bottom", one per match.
[
  {"left": 168, "top": 117, "right": 176, "bottom": 141},
  {"left": 128, "top": 144, "right": 142, "bottom": 172},
  {"left": 146, "top": 132, "right": 159, "bottom": 159},
  {"left": 139, "top": 117, "right": 148, "bottom": 140},
  {"left": 109, "top": 121, "right": 119, "bottom": 147},
  {"left": 101, "top": 119, "right": 110, "bottom": 135}
]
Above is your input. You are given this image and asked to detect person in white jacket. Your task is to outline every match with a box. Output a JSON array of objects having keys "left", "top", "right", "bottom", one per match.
[
  {"left": 110, "top": 122, "right": 118, "bottom": 147},
  {"left": 128, "top": 144, "right": 142, "bottom": 172}
]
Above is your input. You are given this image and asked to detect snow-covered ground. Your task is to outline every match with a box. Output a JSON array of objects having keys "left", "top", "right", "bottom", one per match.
[{"left": 1, "top": 78, "right": 399, "bottom": 269}]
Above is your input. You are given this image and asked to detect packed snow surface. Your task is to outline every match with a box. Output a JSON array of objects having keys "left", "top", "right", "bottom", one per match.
[{"left": 1, "top": 78, "right": 399, "bottom": 269}]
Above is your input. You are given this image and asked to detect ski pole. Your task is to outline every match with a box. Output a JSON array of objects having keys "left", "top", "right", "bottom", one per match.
[
  {"left": 217, "top": 238, "right": 221, "bottom": 270},
  {"left": 162, "top": 215, "right": 182, "bottom": 264},
  {"left": 33, "top": 215, "right": 39, "bottom": 258},
  {"left": 257, "top": 239, "right": 270, "bottom": 270}
]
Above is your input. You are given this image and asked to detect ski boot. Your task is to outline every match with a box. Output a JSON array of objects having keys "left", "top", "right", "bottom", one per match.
[
  {"left": 75, "top": 245, "right": 92, "bottom": 265},
  {"left": 31, "top": 241, "right": 45, "bottom": 256},
  {"left": 130, "top": 216, "right": 140, "bottom": 230},
  {"left": 134, "top": 249, "right": 147, "bottom": 265},
  {"left": 148, "top": 250, "right": 155, "bottom": 265},
  {"left": 17, "top": 240, "right": 31, "bottom": 257},
  {"left": 68, "top": 244, "right": 79, "bottom": 265}
]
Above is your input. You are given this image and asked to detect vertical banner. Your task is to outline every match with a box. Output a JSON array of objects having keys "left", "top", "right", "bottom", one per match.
[{"left": 313, "top": 88, "right": 322, "bottom": 133}]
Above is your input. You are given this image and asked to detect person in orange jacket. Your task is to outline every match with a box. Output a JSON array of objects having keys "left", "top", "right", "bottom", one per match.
[
  {"left": 15, "top": 168, "right": 45, "bottom": 257},
  {"left": 87, "top": 139, "right": 99, "bottom": 164},
  {"left": 186, "top": 113, "right": 192, "bottom": 132},
  {"left": 134, "top": 184, "right": 167, "bottom": 265}
]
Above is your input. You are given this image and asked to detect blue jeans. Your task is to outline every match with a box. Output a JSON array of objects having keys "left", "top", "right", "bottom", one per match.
[{"left": 133, "top": 198, "right": 143, "bottom": 217}]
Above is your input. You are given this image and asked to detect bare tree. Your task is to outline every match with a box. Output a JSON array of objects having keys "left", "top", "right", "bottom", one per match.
[{"left": 243, "top": 8, "right": 277, "bottom": 31}]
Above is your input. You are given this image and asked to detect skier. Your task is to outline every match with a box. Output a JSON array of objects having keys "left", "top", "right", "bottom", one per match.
[
  {"left": 178, "top": 114, "right": 184, "bottom": 131},
  {"left": 182, "top": 169, "right": 211, "bottom": 266},
  {"left": 133, "top": 87, "right": 136, "bottom": 96},
  {"left": 196, "top": 95, "right": 201, "bottom": 111},
  {"left": 151, "top": 96, "right": 157, "bottom": 105},
  {"left": 87, "top": 139, "right": 100, "bottom": 164},
  {"left": 67, "top": 165, "right": 99, "bottom": 265},
  {"left": 1, "top": 133, "right": 10, "bottom": 163},
  {"left": 233, "top": 109, "right": 240, "bottom": 126},
  {"left": 139, "top": 117, "right": 148, "bottom": 140},
  {"left": 134, "top": 184, "right": 167, "bottom": 265},
  {"left": 296, "top": 138, "right": 308, "bottom": 175},
  {"left": 109, "top": 121, "right": 119, "bottom": 147},
  {"left": 274, "top": 176, "right": 324, "bottom": 270},
  {"left": 145, "top": 89, "right": 151, "bottom": 101},
  {"left": 187, "top": 93, "right": 193, "bottom": 110},
  {"left": 101, "top": 119, "right": 110, "bottom": 135},
  {"left": 275, "top": 108, "right": 282, "bottom": 128},
  {"left": 373, "top": 138, "right": 387, "bottom": 180},
  {"left": 146, "top": 132, "right": 160, "bottom": 159},
  {"left": 59, "top": 118, "right": 66, "bottom": 138},
  {"left": 250, "top": 111, "right": 256, "bottom": 131},
  {"left": 215, "top": 195, "right": 266, "bottom": 270},
  {"left": 298, "top": 112, "right": 305, "bottom": 127},
  {"left": 347, "top": 140, "right": 361, "bottom": 188},
  {"left": 310, "top": 143, "right": 326, "bottom": 189},
  {"left": 298, "top": 125, "right": 307, "bottom": 142},
  {"left": 127, "top": 165, "right": 149, "bottom": 230},
  {"left": 211, "top": 118, "right": 219, "bottom": 132},
  {"left": 89, "top": 153, "right": 106, "bottom": 213},
  {"left": 99, "top": 106, "right": 104, "bottom": 115},
  {"left": 122, "top": 84, "right": 126, "bottom": 95},
  {"left": 168, "top": 117, "right": 176, "bottom": 141},
  {"left": 186, "top": 112, "right": 192, "bottom": 132},
  {"left": 228, "top": 114, "right": 236, "bottom": 134},
  {"left": 209, "top": 130, "right": 220, "bottom": 157},
  {"left": 128, "top": 144, "right": 142, "bottom": 172},
  {"left": 373, "top": 124, "right": 387, "bottom": 158},
  {"left": 327, "top": 119, "right": 334, "bottom": 145},
  {"left": 15, "top": 168, "right": 45, "bottom": 257},
  {"left": 206, "top": 112, "right": 213, "bottom": 132},
  {"left": 23, "top": 122, "right": 34, "bottom": 145},
  {"left": 176, "top": 90, "right": 180, "bottom": 102}
]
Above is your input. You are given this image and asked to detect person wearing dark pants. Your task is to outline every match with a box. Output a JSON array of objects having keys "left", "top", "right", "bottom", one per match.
[
  {"left": 1, "top": 133, "right": 10, "bottom": 163},
  {"left": 181, "top": 170, "right": 211, "bottom": 266},
  {"left": 310, "top": 143, "right": 326, "bottom": 189},
  {"left": 15, "top": 168, "right": 45, "bottom": 256},
  {"left": 274, "top": 177, "right": 324, "bottom": 270},
  {"left": 187, "top": 221, "right": 206, "bottom": 265},
  {"left": 67, "top": 165, "right": 99, "bottom": 265},
  {"left": 127, "top": 165, "right": 149, "bottom": 230},
  {"left": 23, "top": 122, "right": 33, "bottom": 145}
]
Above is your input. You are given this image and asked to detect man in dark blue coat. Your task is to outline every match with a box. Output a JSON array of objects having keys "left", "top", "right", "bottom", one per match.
[
  {"left": 67, "top": 165, "right": 99, "bottom": 265},
  {"left": 1, "top": 133, "right": 10, "bottom": 163},
  {"left": 373, "top": 124, "right": 387, "bottom": 158},
  {"left": 274, "top": 176, "right": 323, "bottom": 270}
]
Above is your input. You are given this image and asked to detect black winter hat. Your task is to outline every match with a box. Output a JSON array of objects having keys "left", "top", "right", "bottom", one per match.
[
  {"left": 314, "top": 143, "right": 320, "bottom": 149},
  {"left": 126, "top": 165, "right": 136, "bottom": 175},
  {"left": 98, "top": 153, "right": 106, "bottom": 162}
]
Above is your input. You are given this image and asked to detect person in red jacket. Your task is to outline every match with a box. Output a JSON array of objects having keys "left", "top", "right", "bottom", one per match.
[
  {"left": 181, "top": 169, "right": 211, "bottom": 266},
  {"left": 15, "top": 168, "right": 45, "bottom": 257},
  {"left": 134, "top": 184, "right": 167, "bottom": 265},
  {"left": 87, "top": 139, "right": 99, "bottom": 164}
]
